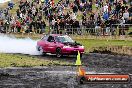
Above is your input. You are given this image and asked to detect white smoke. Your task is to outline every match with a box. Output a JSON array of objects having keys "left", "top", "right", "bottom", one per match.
[
  {"left": 0, "top": 34, "right": 41, "bottom": 55},
  {"left": 0, "top": 0, "right": 11, "bottom": 3}
]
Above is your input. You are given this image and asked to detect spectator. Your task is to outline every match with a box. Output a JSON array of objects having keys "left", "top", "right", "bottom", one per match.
[
  {"left": 123, "top": 10, "right": 129, "bottom": 21},
  {"left": 103, "top": 12, "right": 109, "bottom": 20},
  {"left": 115, "top": 2, "right": 121, "bottom": 18},
  {"left": 128, "top": 5, "right": 132, "bottom": 17},
  {"left": 81, "top": 0, "right": 86, "bottom": 3},
  {"left": 95, "top": 17, "right": 102, "bottom": 35},
  {"left": 72, "top": 4, "right": 78, "bottom": 14},
  {"left": 109, "top": 0, "right": 114, "bottom": 5},
  {"left": 103, "top": 3, "right": 108, "bottom": 13},
  {"left": 40, "top": 20, "right": 46, "bottom": 34},
  {"left": 119, "top": 17, "right": 125, "bottom": 35},
  {"left": 0, "top": 0, "right": 131, "bottom": 36},
  {"left": 105, "top": 19, "right": 111, "bottom": 35},
  {"left": 4, "top": 19, "right": 10, "bottom": 33},
  {"left": 95, "top": 0, "right": 99, "bottom": 9},
  {"left": 8, "top": 1, "right": 15, "bottom": 9},
  {"left": 15, "top": 20, "right": 21, "bottom": 33}
]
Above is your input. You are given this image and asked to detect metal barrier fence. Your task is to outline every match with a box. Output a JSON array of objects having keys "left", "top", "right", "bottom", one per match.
[
  {"left": 0, "top": 24, "right": 132, "bottom": 36},
  {"left": 51, "top": 24, "right": 132, "bottom": 36}
]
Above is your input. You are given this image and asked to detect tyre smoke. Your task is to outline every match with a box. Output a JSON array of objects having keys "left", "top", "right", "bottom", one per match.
[
  {"left": 0, "top": 0, "right": 11, "bottom": 3},
  {"left": 0, "top": 34, "right": 41, "bottom": 55}
]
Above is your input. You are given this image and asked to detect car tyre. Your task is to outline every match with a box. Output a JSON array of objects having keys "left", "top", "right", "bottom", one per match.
[
  {"left": 56, "top": 48, "right": 62, "bottom": 58},
  {"left": 37, "top": 46, "right": 46, "bottom": 56},
  {"left": 80, "top": 54, "right": 83, "bottom": 58},
  {"left": 77, "top": 76, "right": 86, "bottom": 84},
  {"left": 79, "top": 77, "right": 85, "bottom": 84}
]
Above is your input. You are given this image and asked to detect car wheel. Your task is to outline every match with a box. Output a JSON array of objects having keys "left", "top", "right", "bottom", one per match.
[
  {"left": 79, "top": 77, "right": 85, "bottom": 84},
  {"left": 37, "top": 46, "right": 46, "bottom": 55},
  {"left": 56, "top": 48, "right": 62, "bottom": 58},
  {"left": 80, "top": 54, "right": 83, "bottom": 58}
]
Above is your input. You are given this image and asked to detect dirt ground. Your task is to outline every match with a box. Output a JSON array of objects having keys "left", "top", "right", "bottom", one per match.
[{"left": 0, "top": 53, "right": 132, "bottom": 88}]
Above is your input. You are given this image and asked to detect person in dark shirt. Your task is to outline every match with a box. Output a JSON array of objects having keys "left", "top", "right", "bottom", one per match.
[
  {"left": 49, "top": 14, "right": 54, "bottom": 23},
  {"left": 125, "top": 17, "right": 132, "bottom": 24},
  {"left": 128, "top": 6, "right": 132, "bottom": 17},
  {"left": 105, "top": 20, "right": 111, "bottom": 35},
  {"left": 65, "top": 12, "right": 70, "bottom": 19},
  {"left": 72, "top": 19, "right": 80, "bottom": 34},
  {"left": 66, "top": 0, "right": 69, "bottom": 7},
  {"left": 16, "top": 9, "right": 20, "bottom": 18},
  {"left": 81, "top": 0, "right": 86, "bottom": 3},
  {"left": 72, "top": 4, "right": 78, "bottom": 14},
  {"left": 121, "top": 5, "right": 125, "bottom": 13},
  {"left": 0, "top": 21, "right": 5, "bottom": 33},
  {"left": 90, "top": 12, "right": 94, "bottom": 20},
  {"left": 38, "top": 13, "right": 42, "bottom": 21},
  {"left": 54, "top": 19, "right": 60, "bottom": 34},
  {"left": 95, "top": 17, "right": 102, "bottom": 35},
  {"left": 82, "top": 19, "right": 86, "bottom": 28},
  {"left": 115, "top": 2, "right": 121, "bottom": 18},
  {"left": 58, "top": 19, "right": 65, "bottom": 34},
  {"left": 59, "top": 19, "right": 65, "bottom": 30},
  {"left": 40, "top": 20, "right": 46, "bottom": 34},
  {"left": 89, "top": 1, "right": 92, "bottom": 11},
  {"left": 36, "top": 19, "right": 41, "bottom": 33},
  {"left": 110, "top": 16, "right": 119, "bottom": 35}
]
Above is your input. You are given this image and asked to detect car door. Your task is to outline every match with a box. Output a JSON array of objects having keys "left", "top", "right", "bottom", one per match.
[{"left": 46, "top": 36, "right": 57, "bottom": 53}]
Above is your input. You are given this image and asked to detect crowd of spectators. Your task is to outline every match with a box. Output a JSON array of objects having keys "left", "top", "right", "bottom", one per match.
[{"left": 0, "top": 0, "right": 132, "bottom": 35}]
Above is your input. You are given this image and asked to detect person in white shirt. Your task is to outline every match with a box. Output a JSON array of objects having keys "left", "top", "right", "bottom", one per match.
[
  {"left": 20, "top": 13, "right": 23, "bottom": 19},
  {"left": 119, "top": 17, "right": 126, "bottom": 35},
  {"left": 103, "top": 3, "right": 108, "bottom": 13},
  {"left": 32, "top": 6, "right": 36, "bottom": 15},
  {"left": 52, "top": 18, "right": 56, "bottom": 29},
  {"left": 72, "top": 13, "right": 76, "bottom": 20},
  {"left": 123, "top": 10, "right": 129, "bottom": 21}
]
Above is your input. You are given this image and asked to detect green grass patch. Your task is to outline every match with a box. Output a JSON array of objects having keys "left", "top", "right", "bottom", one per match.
[
  {"left": 75, "top": 39, "right": 132, "bottom": 52},
  {"left": 0, "top": 53, "right": 74, "bottom": 68}
]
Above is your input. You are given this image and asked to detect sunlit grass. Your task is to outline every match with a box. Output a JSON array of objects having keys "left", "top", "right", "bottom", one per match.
[{"left": 0, "top": 53, "right": 74, "bottom": 68}]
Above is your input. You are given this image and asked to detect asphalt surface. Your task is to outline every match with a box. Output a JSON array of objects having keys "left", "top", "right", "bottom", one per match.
[{"left": 0, "top": 53, "right": 132, "bottom": 88}]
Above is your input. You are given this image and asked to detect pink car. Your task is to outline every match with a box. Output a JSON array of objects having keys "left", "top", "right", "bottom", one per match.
[{"left": 36, "top": 34, "right": 84, "bottom": 57}]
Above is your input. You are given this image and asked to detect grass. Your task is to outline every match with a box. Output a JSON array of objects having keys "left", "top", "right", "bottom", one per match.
[
  {"left": 0, "top": 53, "right": 74, "bottom": 68},
  {"left": 76, "top": 39, "right": 132, "bottom": 52}
]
